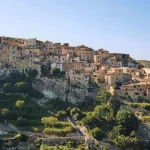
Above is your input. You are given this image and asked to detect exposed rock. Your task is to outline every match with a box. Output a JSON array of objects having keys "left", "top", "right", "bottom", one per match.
[
  {"left": 33, "top": 77, "right": 99, "bottom": 104},
  {"left": 137, "top": 122, "right": 150, "bottom": 142}
]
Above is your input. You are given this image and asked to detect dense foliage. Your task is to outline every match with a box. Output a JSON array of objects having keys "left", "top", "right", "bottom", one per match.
[
  {"left": 1, "top": 72, "right": 44, "bottom": 99},
  {"left": 78, "top": 87, "right": 143, "bottom": 149}
]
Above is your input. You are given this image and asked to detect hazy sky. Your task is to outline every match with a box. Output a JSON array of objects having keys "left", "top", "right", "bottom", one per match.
[{"left": 0, "top": 0, "right": 150, "bottom": 60}]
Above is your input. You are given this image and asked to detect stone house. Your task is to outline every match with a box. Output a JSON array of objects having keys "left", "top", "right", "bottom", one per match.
[
  {"left": 92, "top": 68, "right": 106, "bottom": 85},
  {"left": 109, "top": 53, "right": 130, "bottom": 67},
  {"left": 105, "top": 68, "right": 124, "bottom": 86},
  {"left": 51, "top": 62, "right": 64, "bottom": 72},
  {"left": 76, "top": 45, "right": 94, "bottom": 63},
  {"left": 45, "top": 41, "right": 54, "bottom": 49},
  {"left": 119, "top": 82, "right": 150, "bottom": 100},
  {"left": 106, "top": 56, "right": 122, "bottom": 67},
  {"left": 61, "top": 43, "right": 75, "bottom": 55}
]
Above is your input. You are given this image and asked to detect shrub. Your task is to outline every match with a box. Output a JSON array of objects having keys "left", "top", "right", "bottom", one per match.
[
  {"left": 116, "top": 109, "right": 137, "bottom": 135},
  {"left": 16, "top": 117, "right": 30, "bottom": 126},
  {"left": 141, "top": 116, "right": 150, "bottom": 122},
  {"left": 89, "top": 127, "right": 104, "bottom": 140}
]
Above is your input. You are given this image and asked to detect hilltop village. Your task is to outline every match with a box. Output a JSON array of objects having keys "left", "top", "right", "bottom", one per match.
[{"left": 0, "top": 36, "right": 150, "bottom": 102}]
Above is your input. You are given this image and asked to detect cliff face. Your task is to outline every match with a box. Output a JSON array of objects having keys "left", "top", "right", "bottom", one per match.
[{"left": 33, "top": 77, "right": 99, "bottom": 104}]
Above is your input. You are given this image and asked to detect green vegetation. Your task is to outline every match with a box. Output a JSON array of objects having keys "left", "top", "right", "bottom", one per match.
[
  {"left": 89, "top": 127, "right": 104, "bottom": 140},
  {"left": 141, "top": 116, "right": 150, "bottom": 122},
  {"left": 69, "top": 107, "right": 85, "bottom": 121},
  {"left": 28, "top": 69, "right": 38, "bottom": 78},
  {"left": 125, "top": 102, "right": 150, "bottom": 111},
  {"left": 1, "top": 72, "right": 44, "bottom": 99},
  {"left": 41, "top": 117, "right": 76, "bottom": 136},
  {"left": 40, "top": 143, "right": 87, "bottom": 150},
  {"left": 1, "top": 108, "right": 10, "bottom": 118},
  {"left": 15, "top": 100, "right": 25, "bottom": 109},
  {"left": 41, "top": 62, "right": 51, "bottom": 77},
  {"left": 116, "top": 109, "right": 137, "bottom": 135},
  {"left": 50, "top": 67, "right": 65, "bottom": 78},
  {"left": 45, "top": 98, "right": 73, "bottom": 112},
  {"left": 56, "top": 110, "right": 67, "bottom": 121},
  {"left": 0, "top": 93, "right": 48, "bottom": 127},
  {"left": 78, "top": 87, "right": 143, "bottom": 149}
]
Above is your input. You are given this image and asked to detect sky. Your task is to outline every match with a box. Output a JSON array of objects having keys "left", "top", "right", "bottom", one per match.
[{"left": 0, "top": 0, "right": 150, "bottom": 60}]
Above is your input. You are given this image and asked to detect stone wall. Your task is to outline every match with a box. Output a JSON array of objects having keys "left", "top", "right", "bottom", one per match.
[{"left": 33, "top": 77, "right": 99, "bottom": 104}]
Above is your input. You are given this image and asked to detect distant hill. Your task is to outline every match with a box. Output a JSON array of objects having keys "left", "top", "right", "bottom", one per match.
[{"left": 137, "top": 60, "right": 150, "bottom": 68}]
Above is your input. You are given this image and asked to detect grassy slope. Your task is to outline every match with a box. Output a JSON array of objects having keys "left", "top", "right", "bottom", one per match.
[{"left": 137, "top": 60, "right": 150, "bottom": 68}]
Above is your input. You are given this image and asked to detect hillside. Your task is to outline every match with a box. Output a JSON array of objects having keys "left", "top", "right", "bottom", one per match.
[
  {"left": 1, "top": 72, "right": 150, "bottom": 149},
  {"left": 137, "top": 60, "right": 150, "bottom": 68}
]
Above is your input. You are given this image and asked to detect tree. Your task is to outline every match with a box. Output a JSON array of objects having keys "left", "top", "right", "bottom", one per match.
[
  {"left": 16, "top": 117, "right": 29, "bottom": 126},
  {"left": 66, "top": 141, "right": 75, "bottom": 148},
  {"left": 70, "top": 107, "right": 80, "bottom": 116},
  {"left": 116, "top": 109, "right": 137, "bottom": 135},
  {"left": 15, "top": 82, "right": 29, "bottom": 93},
  {"left": 96, "top": 87, "right": 111, "bottom": 104},
  {"left": 113, "top": 84, "right": 117, "bottom": 89},
  {"left": 113, "top": 134, "right": 139, "bottom": 149},
  {"left": 89, "top": 127, "right": 104, "bottom": 140},
  {"left": 50, "top": 67, "right": 61, "bottom": 76},
  {"left": 109, "top": 125, "right": 125, "bottom": 139},
  {"left": 70, "top": 107, "right": 84, "bottom": 120},
  {"left": 82, "top": 112, "right": 104, "bottom": 127},
  {"left": 41, "top": 117, "right": 58, "bottom": 127},
  {"left": 41, "top": 61, "right": 51, "bottom": 77},
  {"left": 15, "top": 100, "right": 25, "bottom": 109},
  {"left": 56, "top": 110, "right": 67, "bottom": 121},
  {"left": 1, "top": 108, "right": 10, "bottom": 118},
  {"left": 3, "top": 83, "right": 15, "bottom": 93},
  {"left": 28, "top": 69, "right": 38, "bottom": 78},
  {"left": 94, "top": 105, "right": 111, "bottom": 119}
]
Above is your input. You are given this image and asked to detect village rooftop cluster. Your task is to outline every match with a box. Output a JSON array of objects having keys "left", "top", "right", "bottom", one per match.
[{"left": 0, "top": 36, "right": 150, "bottom": 101}]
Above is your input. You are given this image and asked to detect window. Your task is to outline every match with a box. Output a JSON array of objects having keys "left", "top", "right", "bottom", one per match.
[
  {"left": 125, "top": 92, "right": 128, "bottom": 95},
  {"left": 143, "top": 91, "right": 147, "bottom": 96},
  {"left": 135, "top": 93, "right": 139, "bottom": 95}
]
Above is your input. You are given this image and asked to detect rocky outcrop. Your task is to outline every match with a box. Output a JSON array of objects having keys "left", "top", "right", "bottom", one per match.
[
  {"left": 33, "top": 77, "right": 99, "bottom": 104},
  {"left": 137, "top": 122, "right": 150, "bottom": 142}
]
